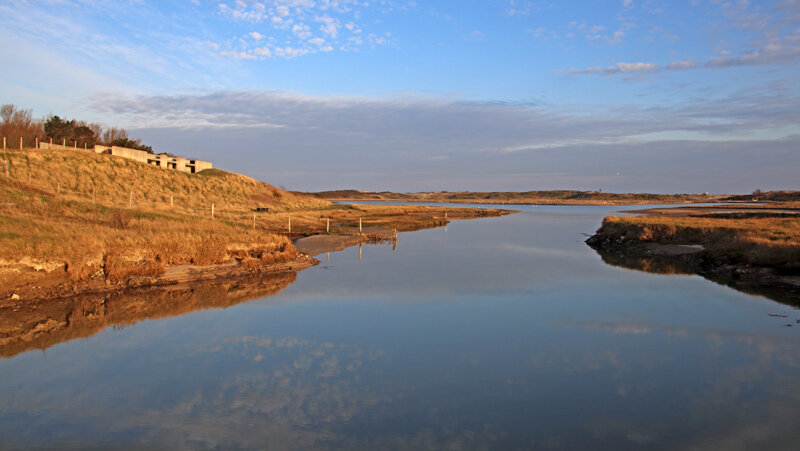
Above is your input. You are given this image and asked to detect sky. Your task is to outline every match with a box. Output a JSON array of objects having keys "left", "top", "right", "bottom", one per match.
[{"left": 1, "top": 0, "right": 798, "bottom": 193}]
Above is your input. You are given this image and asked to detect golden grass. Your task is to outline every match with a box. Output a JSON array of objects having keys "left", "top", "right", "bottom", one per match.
[
  {"left": 598, "top": 213, "right": 800, "bottom": 268},
  {"left": 0, "top": 147, "right": 510, "bottom": 295}
]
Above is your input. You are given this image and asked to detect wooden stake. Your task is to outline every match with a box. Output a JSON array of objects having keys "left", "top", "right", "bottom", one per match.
[
  {"left": 253, "top": 213, "right": 256, "bottom": 229},
  {"left": 129, "top": 191, "right": 133, "bottom": 208},
  {"left": 288, "top": 217, "right": 292, "bottom": 233},
  {"left": 50, "top": 138, "right": 53, "bottom": 147},
  {"left": 20, "top": 137, "right": 23, "bottom": 149},
  {"left": 211, "top": 203, "right": 215, "bottom": 219},
  {"left": 2, "top": 137, "right": 5, "bottom": 149},
  {"left": 171, "top": 195, "right": 174, "bottom": 207},
  {"left": 326, "top": 217, "right": 330, "bottom": 233},
  {"left": 35, "top": 137, "right": 39, "bottom": 148},
  {"left": 62, "top": 138, "right": 66, "bottom": 147},
  {"left": 359, "top": 217, "right": 362, "bottom": 233}
]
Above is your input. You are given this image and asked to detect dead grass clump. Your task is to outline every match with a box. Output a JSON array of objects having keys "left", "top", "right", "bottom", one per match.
[
  {"left": 104, "top": 254, "right": 165, "bottom": 282},
  {"left": 240, "top": 257, "right": 261, "bottom": 271},
  {"left": 193, "top": 236, "right": 228, "bottom": 266}
]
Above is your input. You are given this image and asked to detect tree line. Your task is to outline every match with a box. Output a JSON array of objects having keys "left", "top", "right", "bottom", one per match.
[{"left": 0, "top": 104, "right": 153, "bottom": 153}]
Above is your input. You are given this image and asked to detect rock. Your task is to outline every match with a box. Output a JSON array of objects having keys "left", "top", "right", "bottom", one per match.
[{"left": 10, "top": 293, "right": 20, "bottom": 300}]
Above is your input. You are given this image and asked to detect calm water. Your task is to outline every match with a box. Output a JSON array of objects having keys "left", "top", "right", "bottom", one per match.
[{"left": 1, "top": 205, "right": 799, "bottom": 450}]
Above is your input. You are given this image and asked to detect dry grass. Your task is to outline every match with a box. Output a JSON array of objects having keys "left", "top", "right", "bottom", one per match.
[
  {"left": 0, "top": 147, "right": 510, "bottom": 295},
  {"left": 598, "top": 213, "right": 800, "bottom": 269}
]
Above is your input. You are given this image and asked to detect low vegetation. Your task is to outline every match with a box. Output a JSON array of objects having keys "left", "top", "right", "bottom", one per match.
[
  {"left": 591, "top": 208, "right": 800, "bottom": 271},
  {"left": 304, "top": 189, "right": 724, "bottom": 205}
]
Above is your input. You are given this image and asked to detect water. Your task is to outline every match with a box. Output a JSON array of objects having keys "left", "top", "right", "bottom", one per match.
[{"left": 1, "top": 205, "right": 798, "bottom": 449}]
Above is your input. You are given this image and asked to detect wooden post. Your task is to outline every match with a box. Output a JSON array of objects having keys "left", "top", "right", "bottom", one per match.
[
  {"left": 359, "top": 217, "right": 362, "bottom": 233},
  {"left": 170, "top": 195, "right": 174, "bottom": 208},
  {"left": 20, "top": 137, "right": 23, "bottom": 149},
  {"left": 253, "top": 213, "right": 256, "bottom": 230},
  {"left": 129, "top": 191, "right": 133, "bottom": 208},
  {"left": 359, "top": 243, "right": 362, "bottom": 261},
  {"left": 2, "top": 137, "right": 5, "bottom": 149},
  {"left": 326, "top": 217, "right": 330, "bottom": 233},
  {"left": 326, "top": 252, "right": 330, "bottom": 261},
  {"left": 211, "top": 203, "right": 215, "bottom": 219},
  {"left": 445, "top": 212, "right": 447, "bottom": 218},
  {"left": 50, "top": 137, "right": 53, "bottom": 147},
  {"left": 35, "top": 137, "right": 38, "bottom": 149},
  {"left": 74, "top": 141, "right": 77, "bottom": 149},
  {"left": 288, "top": 217, "right": 292, "bottom": 233},
  {"left": 84, "top": 143, "right": 87, "bottom": 150},
  {"left": 62, "top": 138, "right": 66, "bottom": 147}
]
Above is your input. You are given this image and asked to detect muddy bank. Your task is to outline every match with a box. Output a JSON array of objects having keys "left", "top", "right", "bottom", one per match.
[{"left": 1, "top": 254, "right": 318, "bottom": 306}]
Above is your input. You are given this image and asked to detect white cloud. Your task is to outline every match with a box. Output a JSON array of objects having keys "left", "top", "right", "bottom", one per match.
[
  {"left": 316, "top": 15, "right": 340, "bottom": 38},
  {"left": 249, "top": 31, "right": 264, "bottom": 40}
]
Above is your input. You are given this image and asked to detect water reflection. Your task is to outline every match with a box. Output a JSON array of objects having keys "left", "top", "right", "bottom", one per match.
[
  {"left": 589, "top": 245, "right": 800, "bottom": 307},
  {"left": 1, "top": 205, "right": 799, "bottom": 449},
  {"left": 0, "top": 271, "right": 296, "bottom": 358}
]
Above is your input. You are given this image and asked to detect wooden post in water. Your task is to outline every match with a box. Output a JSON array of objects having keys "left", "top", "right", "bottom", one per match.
[
  {"left": 326, "top": 252, "right": 330, "bottom": 261},
  {"left": 359, "top": 217, "right": 362, "bottom": 233},
  {"left": 359, "top": 243, "right": 362, "bottom": 261}
]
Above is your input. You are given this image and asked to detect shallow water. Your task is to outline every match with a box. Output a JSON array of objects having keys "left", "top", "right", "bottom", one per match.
[{"left": 1, "top": 205, "right": 799, "bottom": 449}]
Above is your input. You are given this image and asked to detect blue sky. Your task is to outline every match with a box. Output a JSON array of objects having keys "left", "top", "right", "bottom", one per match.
[{"left": 1, "top": 0, "right": 799, "bottom": 192}]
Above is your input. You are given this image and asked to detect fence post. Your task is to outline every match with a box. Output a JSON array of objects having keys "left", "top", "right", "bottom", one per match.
[
  {"left": 50, "top": 138, "right": 53, "bottom": 147},
  {"left": 20, "top": 137, "right": 23, "bottom": 149},
  {"left": 62, "top": 138, "right": 66, "bottom": 147},
  {"left": 326, "top": 217, "right": 330, "bottom": 233},
  {"left": 212, "top": 203, "right": 215, "bottom": 219},
  {"left": 253, "top": 213, "right": 256, "bottom": 230},
  {"left": 2, "top": 137, "right": 5, "bottom": 149},
  {"left": 129, "top": 191, "right": 133, "bottom": 208},
  {"left": 35, "top": 137, "right": 39, "bottom": 149},
  {"left": 288, "top": 217, "right": 292, "bottom": 233},
  {"left": 359, "top": 217, "right": 362, "bottom": 233},
  {"left": 74, "top": 141, "right": 77, "bottom": 149},
  {"left": 170, "top": 195, "right": 174, "bottom": 208}
]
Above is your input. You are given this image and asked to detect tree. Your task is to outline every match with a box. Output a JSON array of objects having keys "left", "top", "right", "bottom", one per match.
[
  {"left": 1, "top": 104, "right": 44, "bottom": 147},
  {"left": 44, "top": 115, "right": 98, "bottom": 148},
  {"left": 752, "top": 189, "right": 763, "bottom": 201}
]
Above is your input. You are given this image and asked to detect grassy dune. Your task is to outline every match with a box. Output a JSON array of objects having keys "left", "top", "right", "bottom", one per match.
[{"left": 0, "top": 147, "right": 510, "bottom": 298}]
